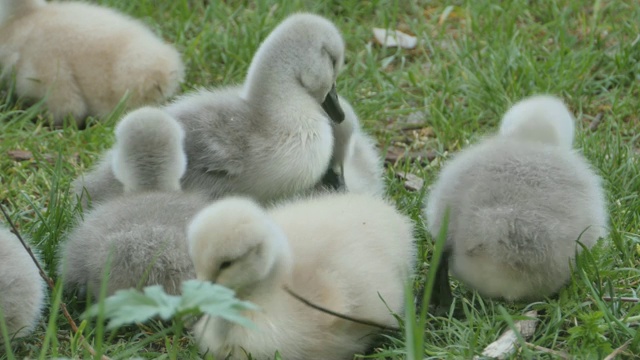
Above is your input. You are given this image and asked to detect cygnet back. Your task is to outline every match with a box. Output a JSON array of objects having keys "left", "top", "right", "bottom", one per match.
[
  {"left": 427, "top": 136, "right": 607, "bottom": 300},
  {"left": 111, "top": 107, "right": 186, "bottom": 193},
  {"left": 499, "top": 95, "right": 575, "bottom": 149},
  {"left": 0, "top": 226, "right": 46, "bottom": 339},
  {"left": 59, "top": 192, "right": 209, "bottom": 297}
]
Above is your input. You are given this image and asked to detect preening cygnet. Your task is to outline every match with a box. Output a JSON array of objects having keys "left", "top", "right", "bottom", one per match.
[
  {"left": 424, "top": 95, "right": 608, "bottom": 302},
  {"left": 59, "top": 108, "right": 208, "bottom": 297},
  {"left": 0, "top": 226, "right": 46, "bottom": 339},
  {"left": 0, "top": 0, "right": 184, "bottom": 126},
  {"left": 187, "top": 193, "right": 416, "bottom": 359},
  {"left": 163, "top": 13, "right": 346, "bottom": 203}
]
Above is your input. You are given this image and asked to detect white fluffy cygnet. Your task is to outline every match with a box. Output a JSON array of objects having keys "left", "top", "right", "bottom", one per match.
[
  {"left": 59, "top": 108, "right": 208, "bottom": 297},
  {"left": 187, "top": 193, "right": 416, "bottom": 359},
  {"left": 0, "top": 226, "right": 46, "bottom": 339},
  {"left": 0, "top": 0, "right": 184, "bottom": 126},
  {"left": 424, "top": 95, "right": 608, "bottom": 302},
  {"left": 163, "top": 13, "right": 346, "bottom": 203}
]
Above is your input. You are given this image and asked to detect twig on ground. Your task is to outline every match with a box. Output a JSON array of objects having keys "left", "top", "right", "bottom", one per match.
[
  {"left": 0, "top": 202, "right": 111, "bottom": 360},
  {"left": 525, "top": 342, "right": 571, "bottom": 359},
  {"left": 603, "top": 339, "right": 632, "bottom": 360},
  {"left": 283, "top": 286, "right": 401, "bottom": 332},
  {"left": 602, "top": 296, "right": 639, "bottom": 303}
]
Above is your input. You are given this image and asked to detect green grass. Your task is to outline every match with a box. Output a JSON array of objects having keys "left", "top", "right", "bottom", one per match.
[{"left": 2, "top": 0, "right": 640, "bottom": 358}]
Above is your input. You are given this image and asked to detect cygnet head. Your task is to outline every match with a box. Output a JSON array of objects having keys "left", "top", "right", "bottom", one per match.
[
  {"left": 111, "top": 107, "right": 187, "bottom": 193},
  {"left": 243, "top": 13, "right": 346, "bottom": 123},
  {"left": 187, "top": 197, "right": 292, "bottom": 293},
  {"left": 499, "top": 95, "right": 575, "bottom": 149}
]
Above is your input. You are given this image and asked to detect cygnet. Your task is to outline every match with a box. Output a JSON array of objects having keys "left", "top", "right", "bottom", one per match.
[
  {"left": 187, "top": 192, "right": 416, "bottom": 359},
  {"left": 424, "top": 95, "right": 608, "bottom": 302},
  {"left": 0, "top": 226, "right": 46, "bottom": 339},
  {"left": 0, "top": 0, "right": 184, "bottom": 126},
  {"left": 59, "top": 108, "right": 208, "bottom": 297},
  {"left": 163, "top": 13, "right": 346, "bottom": 203}
]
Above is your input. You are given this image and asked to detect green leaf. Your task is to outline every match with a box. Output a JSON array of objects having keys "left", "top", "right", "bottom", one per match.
[{"left": 83, "top": 280, "right": 257, "bottom": 331}]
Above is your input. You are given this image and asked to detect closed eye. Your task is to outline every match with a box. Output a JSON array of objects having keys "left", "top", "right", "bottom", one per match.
[
  {"left": 322, "top": 46, "right": 337, "bottom": 69},
  {"left": 219, "top": 260, "right": 233, "bottom": 271}
]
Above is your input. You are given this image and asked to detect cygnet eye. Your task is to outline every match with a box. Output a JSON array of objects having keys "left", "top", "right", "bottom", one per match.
[
  {"left": 322, "top": 46, "right": 337, "bottom": 69},
  {"left": 330, "top": 55, "right": 337, "bottom": 69},
  {"left": 219, "top": 260, "right": 233, "bottom": 271}
]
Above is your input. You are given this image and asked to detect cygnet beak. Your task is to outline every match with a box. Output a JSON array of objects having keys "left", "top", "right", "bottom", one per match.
[
  {"left": 431, "top": 247, "right": 453, "bottom": 313},
  {"left": 320, "top": 163, "right": 346, "bottom": 191},
  {"left": 321, "top": 83, "right": 345, "bottom": 124}
]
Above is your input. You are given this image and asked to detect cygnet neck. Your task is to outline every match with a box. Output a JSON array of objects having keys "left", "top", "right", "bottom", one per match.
[
  {"left": 243, "top": 70, "right": 319, "bottom": 121},
  {"left": 241, "top": 36, "right": 325, "bottom": 127}
]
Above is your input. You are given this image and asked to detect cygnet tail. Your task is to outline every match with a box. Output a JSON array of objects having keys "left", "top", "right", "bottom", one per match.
[
  {"left": 460, "top": 206, "right": 551, "bottom": 271},
  {"left": 111, "top": 107, "right": 187, "bottom": 193},
  {"left": 0, "top": 0, "right": 44, "bottom": 25},
  {"left": 499, "top": 95, "right": 575, "bottom": 149}
]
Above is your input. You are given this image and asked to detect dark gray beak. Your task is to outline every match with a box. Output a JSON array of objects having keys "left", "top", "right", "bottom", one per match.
[
  {"left": 321, "top": 84, "right": 345, "bottom": 124},
  {"left": 320, "top": 163, "right": 346, "bottom": 191}
]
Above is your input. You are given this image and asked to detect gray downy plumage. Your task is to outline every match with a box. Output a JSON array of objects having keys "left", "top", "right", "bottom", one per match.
[
  {"left": 424, "top": 95, "right": 608, "bottom": 302},
  {"left": 59, "top": 107, "right": 208, "bottom": 297},
  {"left": 59, "top": 192, "right": 208, "bottom": 297},
  {"left": 72, "top": 13, "right": 352, "bottom": 208},
  {"left": 163, "top": 13, "right": 347, "bottom": 203},
  {"left": 0, "top": 226, "right": 46, "bottom": 340}
]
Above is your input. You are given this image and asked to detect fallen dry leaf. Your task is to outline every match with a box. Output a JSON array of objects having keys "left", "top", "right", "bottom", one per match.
[
  {"left": 8, "top": 149, "right": 33, "bottom": 161},
  {"left": 396, "top": 172, "right": 424, "bottom": 192},
  {"left": 476, "top": 310, "right": 539, "bottom": 360},
  {"left": 438, "top": 5, "right": 456, "bottom": 25},
  {"left": 372, "top": 28, "right": 418, "bottom": 49},
  {"left": 589, "top": 113, "right": 604, "bottom": 132}
]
